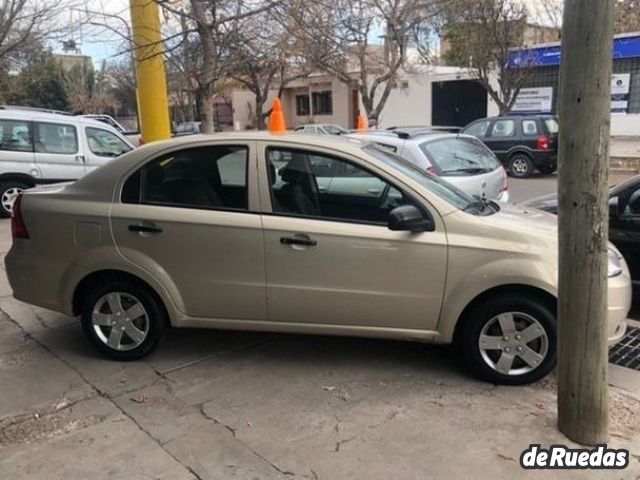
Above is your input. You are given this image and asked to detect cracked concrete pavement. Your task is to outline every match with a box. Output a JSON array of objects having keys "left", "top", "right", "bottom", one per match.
[{"left": 1, "top": 218, "right": 640, "bottom": 479}]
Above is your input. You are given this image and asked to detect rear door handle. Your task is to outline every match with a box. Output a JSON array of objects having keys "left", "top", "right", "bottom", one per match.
[
  {"left": 280, "top": 234, "right": 317, "bottom": 247},
  {"left": 129, "top": 223, "right": 163, "bottom": 234}
]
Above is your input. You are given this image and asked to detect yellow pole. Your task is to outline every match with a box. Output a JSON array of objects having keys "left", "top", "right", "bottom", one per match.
[{"left": 129, "top": 0, "right": 171, "bottom": 143}]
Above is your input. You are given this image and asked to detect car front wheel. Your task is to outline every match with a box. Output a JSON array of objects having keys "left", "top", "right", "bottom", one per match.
[
  {"left": 509, "top": 155, "right": 534, "bottom": 178},
  {"left": 456, "top": 294, "right": 556, "bottom": 385},
  {"left": 81, "top": 280, "right": 167, "bottom": 360}
]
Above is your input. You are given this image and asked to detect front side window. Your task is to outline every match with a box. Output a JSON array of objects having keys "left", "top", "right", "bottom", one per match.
[
  {"left": 34, "top": 122, "right": 78, "bottom": 154},
  {"left": 463, "top": 120, "right": 490, "bottom": 138},
  {"left": 0, "top": 119, "right": 32, "bottom": 152},
  {"left": 266, "top": 147, "right": 414, "bottom": 224},
  {"left": 123, "top": 145, "right": 248, "bottom": 211},
  {"left": 86, "top": 127, "right": 131, "bottom": 157},
  {"left": 623, "top": 186, "right": 640, "bottom": 216},
  {"left": 490, "top": 120, "right": 516, "bottom": 138},
  {"left": 420, "top": 137, "right": 500, "bottom": 176}
]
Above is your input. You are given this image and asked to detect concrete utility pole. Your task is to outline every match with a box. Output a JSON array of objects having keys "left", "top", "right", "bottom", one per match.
[
  {"left": 557, "top": 0, "right": 615, "bottom": 445},
  {"left": 129, "top": 0, "right": 171, "bottom": 143}
]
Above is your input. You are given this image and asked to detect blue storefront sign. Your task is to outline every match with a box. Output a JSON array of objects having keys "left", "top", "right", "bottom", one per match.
[{"left": 509, "top": 34, "right": 640, "bottom": 68}]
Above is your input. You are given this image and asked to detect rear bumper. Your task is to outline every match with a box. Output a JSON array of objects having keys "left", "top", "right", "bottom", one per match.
[{"left": 531, "top": 151, "right": 557, "bottom": 169}]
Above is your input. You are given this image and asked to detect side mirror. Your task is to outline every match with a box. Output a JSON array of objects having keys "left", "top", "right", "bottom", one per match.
[
  {"left": 388, "top": 205, "right": 434, "bottom": 233},
  {"left": 610, "top": 196, "right": 619, "bottom": 218}
]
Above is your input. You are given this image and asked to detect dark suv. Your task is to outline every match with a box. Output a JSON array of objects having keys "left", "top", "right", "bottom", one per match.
[{"left": 461, "top": 115, "right": 559, "bottom": 178}]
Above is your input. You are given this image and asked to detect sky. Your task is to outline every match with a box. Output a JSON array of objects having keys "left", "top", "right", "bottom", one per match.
[{"left": 59, "top": 0, "right": 563, "bottom": 67}]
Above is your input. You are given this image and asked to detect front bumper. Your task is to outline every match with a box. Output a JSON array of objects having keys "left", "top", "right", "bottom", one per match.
[{"left": 607, "top": 269, "right": 631, "bottom": 346}]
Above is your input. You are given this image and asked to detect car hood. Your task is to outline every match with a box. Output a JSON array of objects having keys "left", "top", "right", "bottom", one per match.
[
  {"left": 519, "top": 193, "right": 559, "bottom": 213},
  {"left": 445, "top": 202, "right": 559, "bottom": 257}
]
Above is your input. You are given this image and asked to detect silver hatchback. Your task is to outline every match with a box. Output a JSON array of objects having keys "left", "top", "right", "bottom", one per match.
[{"left": 348, "top": 130, "right": 509, "bottom": 202}]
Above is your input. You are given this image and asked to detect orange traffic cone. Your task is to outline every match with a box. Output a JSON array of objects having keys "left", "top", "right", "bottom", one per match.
[
  {"left": 268, "top": 98, "right": 287, "bottom": 134},
  {"left": 356, "top": 113, "right": 368, "bottom": 131}
]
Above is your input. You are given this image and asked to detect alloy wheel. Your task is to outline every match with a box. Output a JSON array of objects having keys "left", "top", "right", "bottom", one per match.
[
  {"left": 1, "top": 187, "right": 23, "bottom": 214},
  {"left": 478, "top": 311, "right": 549, "bottom": 376},
  {"left": 511, "top": 158, "right": 529, "bottom": 176},
  {"left": 91, "top": 292, "right": 149, "bottom": 351}
]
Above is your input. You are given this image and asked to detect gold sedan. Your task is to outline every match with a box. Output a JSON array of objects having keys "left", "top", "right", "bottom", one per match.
[{"left": 5, "top": 133, "right": 631, "bottom": 385}]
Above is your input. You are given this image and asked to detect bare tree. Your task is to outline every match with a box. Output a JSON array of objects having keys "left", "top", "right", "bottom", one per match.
[
  {"left": 227, "top": 5, "right": 311, "bottom": 130},
  {"left": 0, "top": 0, "right": 71, "bottom": 65},
  {"left": 614, "top": 0, "right": 640, "bottom": 33},
  {"left": 289, "top": 0, "right": 431, "bottom": 124},
  {"left": 157, "top": 0, "right": 282, "bottom": 133},
  {"left": 437, "top": 0, "right": 534, "bottom": 115}
]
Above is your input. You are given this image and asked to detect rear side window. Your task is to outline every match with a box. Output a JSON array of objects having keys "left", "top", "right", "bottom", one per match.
[
  {"left": 34, "top": 122, "right": 78, "bottom": 154},
  {"left": 521, "top": 119, "right": 539, "bottom": 136},
  {"left": 490, "top": 120, "right": 516, "bottom": 137},
  {"left": 463, "top": 120, "right": 490, "bottom": 138},
  {"left": 122, "top": 146, "right": 249, "bottom": 211},
  {"left": 86, "top": 127, "right": 131, "bottom": 157},
  {"left": 0, "top": 119, "right": 32, "bottom": 152},
  {"left": 420, "top": 137, "right": 500, "bottom": 175}
]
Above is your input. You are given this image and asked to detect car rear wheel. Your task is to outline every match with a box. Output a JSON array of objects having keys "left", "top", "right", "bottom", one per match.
[
  {"left": 80, "top": 280, "right": 167, "bottom": 360},
  {"left": 456, "top": 294, "right": 557, "bottom": 385},
  {"left": 508, "top": 155, "right": 534, "bottom": 178},
  {"left": 0, "top": 182, "right": 28, "bottom": 217}
]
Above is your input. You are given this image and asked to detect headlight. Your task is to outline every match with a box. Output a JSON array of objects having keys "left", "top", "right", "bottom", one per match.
[{"left": 608, "top": 248, "right": 623, "bottom": 278}]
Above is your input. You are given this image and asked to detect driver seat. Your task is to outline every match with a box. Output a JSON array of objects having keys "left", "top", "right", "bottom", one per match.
[{"left": 279, "top": 155, "right": 321, "bottom": 216}]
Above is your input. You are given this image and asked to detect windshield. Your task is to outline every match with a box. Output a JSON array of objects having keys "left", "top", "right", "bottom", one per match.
[
  {"left": 363, "top": 144, "right": 478, "bottom": 211},
  {"left": 419, "top": 137, "right": 500, "bottom": 175},
  {"left": 544, "top": 118, "right": 559, "bottom": 134},
  {"left": 324, "top": 125, "right": 345, "bottom": 135}
]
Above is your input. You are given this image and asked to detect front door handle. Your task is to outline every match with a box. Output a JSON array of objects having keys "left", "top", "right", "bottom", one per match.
[
  {"left": 129, "top": 223, "right": 163, "bottom": 234},
  {"left": 280, "top": 234, "right": 317, "bottom": 247}
]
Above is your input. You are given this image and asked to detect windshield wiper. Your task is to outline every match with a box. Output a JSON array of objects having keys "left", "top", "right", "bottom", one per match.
[{"left": 442, "top": 167, "right": 491, "bottom": 174}]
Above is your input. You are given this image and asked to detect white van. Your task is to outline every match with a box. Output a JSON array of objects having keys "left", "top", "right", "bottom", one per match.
[{"left": 0, "top": 107, "right": 134, "bottom": 216}]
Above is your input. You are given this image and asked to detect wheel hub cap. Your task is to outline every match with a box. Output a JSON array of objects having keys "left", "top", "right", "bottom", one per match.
[
  {"left": 92, "top": 292, "right": 149, "bottom": 351},
  {"left": 2, "top": 187, "right": 23, "bottom": 213},
  {"left": 478, "top": 312, "right": 549, "bottom": 376}
]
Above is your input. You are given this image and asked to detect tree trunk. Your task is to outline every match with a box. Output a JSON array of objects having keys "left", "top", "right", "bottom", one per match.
[
  {"left": 557, "top": 0, "right": 615, "bottom": 445},
  {"left": 198, "top": 89, "right": 215, "bottom": 134},
  {"left": 255, "top": 92, "right": 265, "bottom": 130}
]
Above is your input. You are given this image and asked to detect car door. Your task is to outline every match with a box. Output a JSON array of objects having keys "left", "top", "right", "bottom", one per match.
[
  {"left": 484, "top": 119, "right": 516, "bottom": 163},
  {"left": 110, "top": 142, "right": 267, "bottom": 320},
  {"left": 611, "top": 183, "right": 640, "bottom": 281},
  {"left": 260, "top": 142, "right": 447, "bottom": 331},
  {"left": 33, "top": 120, "right": 85, "bottom": 180},
  {"left": 84, "top": 126, "right": 133, "bottom": 172}
]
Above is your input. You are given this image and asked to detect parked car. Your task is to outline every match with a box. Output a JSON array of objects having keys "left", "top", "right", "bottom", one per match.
[
  {"left": 174, "top": 121, "right": 202, "bottom": 136},
  {"left": 461, "top": 115, "right": 559, "bottom": 179},
  {"left": 295, "top": 124, "right": 348, "bottom": 135},
  {"left": 347, "top": 129, "right": 509, "bottom": 202},
  {"left": 6, "top": 133, "right": 630, "bottom": 385},
  {"left": 80, "top": 114, "right": 141, "bottom": 146},
  {"left": 522, "top": 174, "right": 640, "bottom": 288},
  {"left": 0, "top": 108, "right": 134, "bottom": 216}
]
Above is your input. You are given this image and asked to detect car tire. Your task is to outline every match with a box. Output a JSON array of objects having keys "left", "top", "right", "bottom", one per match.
[
  {"left": 80, "top": 280, "right": 168, "bottom": 360},
  {"left": 538, "top": 164, "right": 556, "bottom": 175},
  {"left": 508, "top": 155, "right": 534, "bottom": 178},
  {"left": 0, "top": 181, "right": 29, "bottom": 218},
  {"left": 455, "top": 293, "right": 557, "bottom": 385}
]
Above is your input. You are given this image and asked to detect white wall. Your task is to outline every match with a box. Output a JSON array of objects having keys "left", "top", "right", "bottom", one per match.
[
  {"left": 611, "top": 114, "right": 640, "bottom": 137},
  {"left": 377, "top": 74, "right": 430, "bottom": 128}
]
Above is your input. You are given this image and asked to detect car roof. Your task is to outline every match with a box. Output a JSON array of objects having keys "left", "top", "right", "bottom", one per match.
[
  {"left": 0, "top": 107, "right": 118, "bottom": 129},
  {"left": 348, "top": 130, "right": 465, "bottom": 143},
  {"left": 470, "top": 115, "right": 557, "bottom": 122}
]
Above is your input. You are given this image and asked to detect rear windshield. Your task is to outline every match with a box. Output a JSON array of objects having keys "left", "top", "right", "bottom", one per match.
[
  {"left": 544, "top": 118, "right": 559, "bottom": 134},
  {"left": 363, "top": 144, "right": 475, "bottom": 211},
  {"left": 419, "top": 137, "right": 500, "bottom": 176}
]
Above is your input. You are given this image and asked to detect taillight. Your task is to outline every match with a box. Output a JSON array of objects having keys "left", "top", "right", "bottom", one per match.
[
  {"left": 11, "top": 194, "right": 29, "bottom": 239},
  {"left": 426, "top": 166, "right": 437, "bottom": 176},
  {"left": 537, "top": 135, "right": 549, "bottom": 151}
]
